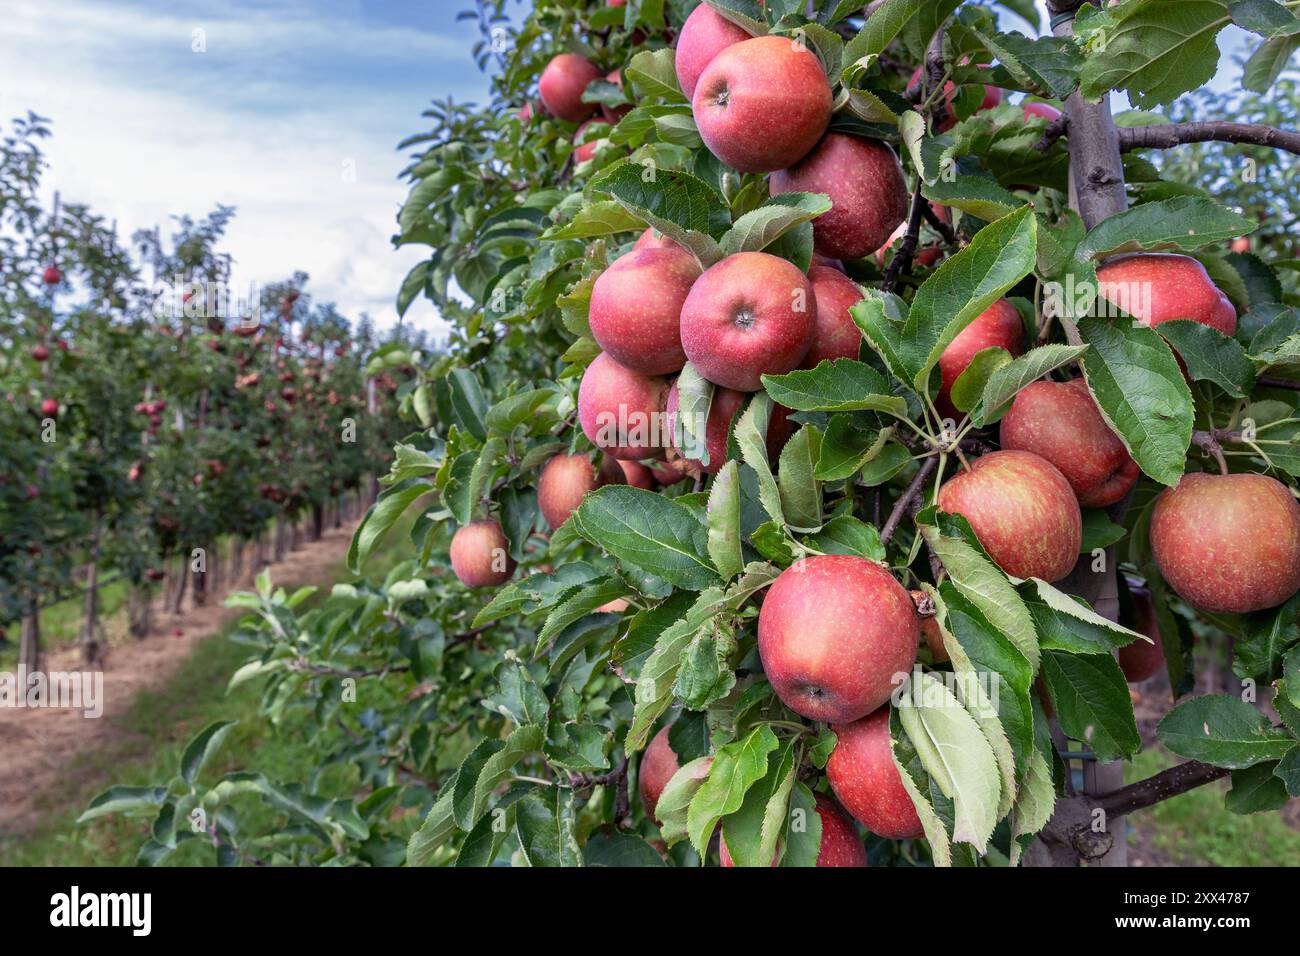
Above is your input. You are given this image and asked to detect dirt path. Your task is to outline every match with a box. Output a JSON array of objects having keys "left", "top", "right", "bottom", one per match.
[{"left": 0, "top": 522, "right": 358, "bottom": 835}]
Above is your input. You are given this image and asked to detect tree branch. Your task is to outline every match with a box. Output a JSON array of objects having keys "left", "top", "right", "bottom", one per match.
[
  {"left": 882, "top": 185, "right": 928, "bottom": 294},
  {"left": 1118, "top": 122, "right": 1300, "bottom": 157},
  {"left": 1094, "top": 760, "right": 1231, "bottom": 817},
  {"left": 880, "top": 454, "right": 939, "bottom": 544}
]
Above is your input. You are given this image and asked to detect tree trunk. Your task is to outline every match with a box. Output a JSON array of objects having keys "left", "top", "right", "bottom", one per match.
[
  {"left": 192, "top": 546, "right": 208, "bottom": 608},
  {"left": 1026, "top": 0, "right": 1133, "bottom": 868},
  {"left": 274, "top": 518, "right": 286, "bottom": 562},
  {"left": 19, "top": 599, "right": 41, "bottom": 677},
  {"left": 171, "top": 558, "right": 189, "bottom": 614},
  {"left": 80, "top": 519, "right": 106, "bottom": 666},
  {"left": 312, "top": 503, "right": 324, "bottom": 541}
]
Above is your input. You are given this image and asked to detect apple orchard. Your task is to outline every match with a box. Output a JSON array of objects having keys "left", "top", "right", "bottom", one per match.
[{"left": 83, "top": 0, "right": 1300, "bottom": 867}]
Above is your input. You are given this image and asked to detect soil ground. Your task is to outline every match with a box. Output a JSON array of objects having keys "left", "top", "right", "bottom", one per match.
[{"left": 0, "top": 522, "right": 357, "bottom": 835}]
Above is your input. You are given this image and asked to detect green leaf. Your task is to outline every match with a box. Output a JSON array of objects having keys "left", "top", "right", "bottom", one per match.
[
  {"left": 858, "top": 442, "right": 911, "bottom": 486},
  {"left": 761, "top": 359, "right": 908, "bottom": 416},
  {"left": 625, "top": 47, "right": 687, "bottom": 102},
  {"left": 923, "top": 176, "right": 1023, "bottom": 222},
  {"left": 779, "top": 782, "right": 823, "bottom": 867},
  {"left": 451, "top": 724, "right": 545, "bottom": 830},
  {"left": 896, "top": 672, "right": 1002, "bottom": 852},
  {"left": 672, "top": 362, "right": 714, "bottom": 466},
  {"left": 180, "top": 721, "right": 236, "bottom": 786},
  {"left": 815, "top": 417, "right": 890, "bottom": 480},
  {"left": 1156, "top": 320, "right": 1255, "bottom": 398},
  {"left": 1039, "top": 651, "right": 1141, "bottom": 761},
  {"left": 686, "top": 725, "right": 779, "bottom": 857},
  {"left": 951, "top": 347, "right": 1012, "bottom": 414},
  {"left": 1230, "top": 0, "right": 1300, "bottom": 38},
  {"left": 348, "top": 480, "right": 432, "bottom": 573},
  {"left": 901, "top": 205, "right": 1037, "bottom": 390},
  {"left": 1076, "top": 197, "right": 1254, "bottom": 260},
  {"left": 674, "top": 623, "right": 737, "bottom": 710},
  {"left": 1234, "top": 593, "right": 1300, "bottom": 681},
  {"left": 584, "top": 828, "right": 669, "bottom": 866},
  {"left": 626, "top": 588, "right": 729, "bottom": 751},
  {"left": 843, "top": 0, "right": 961, "bottom": 67},
  {"left": 1225, "top": 761, "right": 1290, "bottom": 813},
  {"left": 396, "top": 260, "right": 430, "bottom": 318},
  {"left": 850, "top": 291, "right": 913, "bottom": 385},
  {"left": 589, "top": 161, "right": 728, "bottom": 265},
  {"left": 78, "top": 786, "right": 170, "bottom": 823},
  {"left": 1275, "top": 746, "right": 1300, "bottom": 796},
  {"left": 707, "top": 460, "right": 744, "bottom": 581},
  {"left": 534, "top": 578, "right": 631, "bottom": 659},
  {"left": 515, "top": 788, "right": 583, "bottom": 867},
  {"left": 734, "top": 392, "right": 784, "bottom": 526},
  {"left": 1244, "top": 34, "right": 1300, "bottom": 91},
  {"left": 1080, "top": 509, "right": 1127, "bottom": 552},
  {"left": 720, "top": 192, "right": 833, "bottom": 256},
  {"left": 777, "top": 424, "right": 823, "bottom": 531},
  {"left": 1078, "top": 316, "right": 1193, "bottom": 488},
  {"left": 918, "top": 510, "right": 1040, "bottom": 672},
  {"left": 571, "top": 486, "right": 718, "bottom": 590},
  {"left": 543, "top": 201, "right": 646, "bottom": 241},
  {"left": 721, "top": 740, "right": 798, "bottom": 867},
  {"left": 1079, "top": 1, "right": 1232, "bottom": 108},
  {"left": 655, "top": 756, "right": 714, "bottom": 846},
  {"left": 1158, "top": 695, "right": 1295, "bottom": 768},
  {"left": 975, "top": 344, "right": 1090, "bottom": 426},
  {"left": 805, "top": 514, "right": 885, "bottom": 561},
  {"left": 447, "top": 367, "right": 489, "bottom": 440},
  {"left": 969, "top": 30, "right": 1082, "bottom": 99}
]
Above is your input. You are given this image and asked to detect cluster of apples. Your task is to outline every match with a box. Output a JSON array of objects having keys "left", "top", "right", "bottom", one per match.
[{"left": 451, "top": 6, "right": 1300, "bottom": 865}]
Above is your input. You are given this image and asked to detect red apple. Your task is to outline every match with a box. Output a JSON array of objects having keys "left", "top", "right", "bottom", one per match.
[
  {"left": 692, "top": 35, "right": 832, "bottom": 174},
  {"left": 721, "top": 792, "right": 867, "bottom": 867},
  {"left": 639, "top": 726, "right": 680, "bottom": 823},
  {"left": 826, "top": 707, "right": 924, "bottom": 839},
  {"left": 1150, "top": 472, "right": 1300, "bottom": 614},
  {"left": 1021, "top": 100, "right": 1062, "bottom": 122},
  {"left": 42, "top": 266, "right": 62, "bottom": 285},
  {"left": 758, "top": 555, "right": 919, "bottom": 723},
  {"left": 539, "top": 53, "right": 603, "bottom": 123},
  {"left": 1000, "top": 377, "right": 1139, "bottom": 508},
  {"left": 802, "top": 265, "right": 865, "bottom": 366},
  {"left": 679, "top": 251, "right": 814, "bottom": 391},
  {"left": 935, "top": 298, "right": 1024, "bottom": 421},
  {"left": 770, "top": 133, "right": 908, "bottom": 260},
  {"left": 1119, "top": 587, "right": 1165, "bottom": 682},
  {"left": 674, "top": 3, "right": 753, "bottom": 100},
  {"left": 449, "top": 520, "right": 516, "bottom": 588},
  {"left": 572, "top": 119, "right": 609, "bottom": 164},
  {"left": 30, "top": 344, "right": 50, "bottom": 362},
  {"left": 589, "top": 243, "right": 700, "bottom": 374},
  {"left": 1229, "top": 237, "right": 1251, "bottom": 254},
  {"left": 649, "top": 457, "right": 691, "bottom": 486},
  {"left": 632, "top": 228, "right": 681, "bottom": 253},
  {"left": 538, "top": 454, "right": 600, "bottom": 530},
  {"left": 616, "top": 459, "right": 656, "bottom": 489},
  {"left": 664, "top": 382, "right": 792, "bottom": 475},
  {"left": 1095, "top": 253, "right": 1236, "bottom": 336},
  {"left": 937, "top": 450, "right": 1082, "bottom": 582},
  {"left": 40, "top": 398, "right": 58, "bottom": 417},
  {"left": 578, "top": 352, "right": 671, "bottom": 460}
]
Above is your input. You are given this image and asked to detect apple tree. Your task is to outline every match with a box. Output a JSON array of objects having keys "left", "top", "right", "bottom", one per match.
[{"left": 87, "top": 0, "right": 1300, "bottom": 867}]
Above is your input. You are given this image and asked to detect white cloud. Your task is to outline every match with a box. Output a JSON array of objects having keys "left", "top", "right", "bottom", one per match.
[{"left": 0, "top": 0, "right": 492, "bottom": 340}]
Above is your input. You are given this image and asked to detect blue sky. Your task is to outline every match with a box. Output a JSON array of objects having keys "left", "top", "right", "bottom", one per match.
[
  {"left": 0, "top": 1, "right": 1263, "bottom": 338},
  {"left": 0, "top": 0, "right": 505, "bottom": 337}
]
